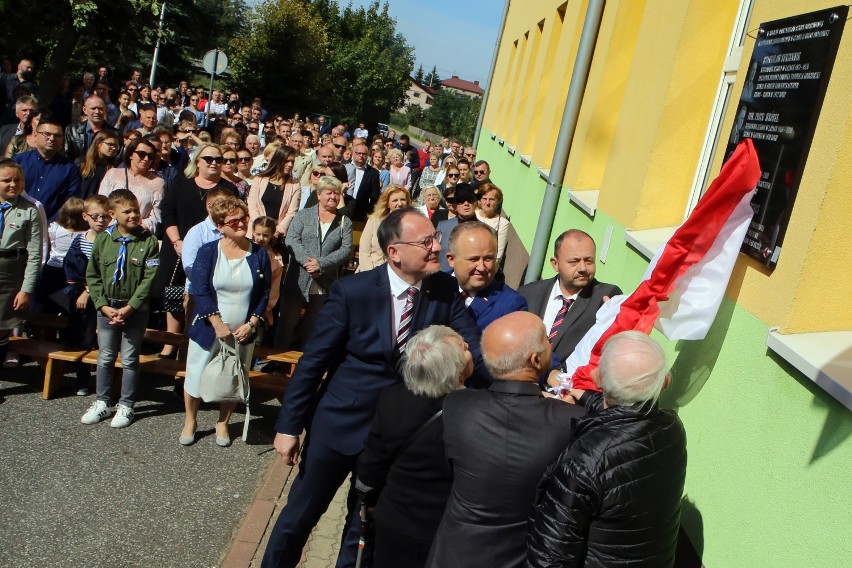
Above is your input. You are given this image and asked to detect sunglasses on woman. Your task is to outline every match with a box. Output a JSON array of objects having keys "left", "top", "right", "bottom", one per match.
[
  {"left": 221, "top": 215, "right": 249, "bottom": 229},
  {"left": 222, "top": 157, "right": 237, "bottom": 164},
  {"left": 134, "top": 150, "right": 155, "bottom": 161},
  {"left": 198, "top": 155, "right": 224, "bottom": 165}
]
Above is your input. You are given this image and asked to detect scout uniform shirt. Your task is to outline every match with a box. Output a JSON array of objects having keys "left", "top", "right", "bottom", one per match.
[
  {"left": 86, "top": 225, "right": 160, "bottom": 312},
  {"left": 0, "top": 196, "right": 43, "bottom": 294}
]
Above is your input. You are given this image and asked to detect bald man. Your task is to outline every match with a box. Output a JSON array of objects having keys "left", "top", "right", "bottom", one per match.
[
  {"left": 528, "top": 331, "right": 687, "bottom": 567},
  {"left": 427, "top": 312, "right": 586, "bottom": 568}
]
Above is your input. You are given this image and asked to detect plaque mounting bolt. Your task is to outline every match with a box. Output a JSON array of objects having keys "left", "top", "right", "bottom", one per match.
[{"left": 828, "top": 13, "right": 839, "bottom": 24}]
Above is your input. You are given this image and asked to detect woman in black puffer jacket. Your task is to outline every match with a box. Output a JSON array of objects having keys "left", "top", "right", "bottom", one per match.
[{"left": 527, "top": 362, "right": 687, "bottom": 567}]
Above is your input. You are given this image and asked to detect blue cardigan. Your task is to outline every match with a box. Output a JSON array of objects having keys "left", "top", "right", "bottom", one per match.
[{"left": 188, "top": 239, "right": 271, "bottom": 350}]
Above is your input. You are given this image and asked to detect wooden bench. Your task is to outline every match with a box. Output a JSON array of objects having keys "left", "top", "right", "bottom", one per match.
[
  {"left": 81, "top": 329, "right": 189, "bottom": 379},
  {"left": 7, "top": 313, "right": 92, "bottom": 400},
  {"left": 173, "top": 346, "right": 301, "bottom": 398}
]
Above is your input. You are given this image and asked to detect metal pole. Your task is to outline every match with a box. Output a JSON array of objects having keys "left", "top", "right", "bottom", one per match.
[
  {"left": 149, "top": 1, "right": 167, "bottom": 87},
  {"left": 524, "top": 0, "right": 606, "bottom": 284},
  {"left": 206, "top": 49, "right": 219, "bottom": 124},
  {"left": 473, "top": 0, "right": 510, "bottom": 147}
]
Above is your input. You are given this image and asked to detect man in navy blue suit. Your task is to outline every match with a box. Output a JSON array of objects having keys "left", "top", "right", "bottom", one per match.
[
  {"left": 447, "top": 221, "right": 527, "bottom": 330},
  {"left": 261, "top": 208, "right": 489, "bottom": 568}
]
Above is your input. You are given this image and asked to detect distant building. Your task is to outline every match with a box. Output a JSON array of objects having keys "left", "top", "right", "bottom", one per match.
[
  {"left": 440, "top": 75, "right": 484, "bottom": 98},
  {"left": 400, "top": 78, "right": 435, "bottom": 112}
]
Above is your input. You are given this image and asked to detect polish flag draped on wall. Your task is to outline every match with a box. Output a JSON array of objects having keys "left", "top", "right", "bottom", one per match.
[{"left": 565, "top": 139, "right": 762, "bottom": 390}]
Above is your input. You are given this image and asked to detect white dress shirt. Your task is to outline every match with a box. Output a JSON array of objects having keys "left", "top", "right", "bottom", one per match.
[
  {"left": 387, "top": 264, "right": 422, "bottom": 338},
  {"left": 541, "top": 279, "right": 578, "bottom": 332}
]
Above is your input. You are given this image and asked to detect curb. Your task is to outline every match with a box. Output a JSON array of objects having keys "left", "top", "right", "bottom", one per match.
[{"left": 221, "top": 453, "right": 294, "bottom": 568}]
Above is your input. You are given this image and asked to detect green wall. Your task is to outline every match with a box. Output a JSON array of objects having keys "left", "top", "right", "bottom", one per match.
[{"left": 478, "top": 131, "right": 852, "bottom": 567}]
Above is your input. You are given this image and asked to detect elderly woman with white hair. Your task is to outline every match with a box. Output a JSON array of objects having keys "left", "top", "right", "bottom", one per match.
[{"left": 356, "top": 325, "right": 473, "bottom": 568}]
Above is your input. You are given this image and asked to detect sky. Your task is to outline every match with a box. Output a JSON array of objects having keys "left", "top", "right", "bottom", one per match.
[
  {"left": 345, "top": 0, "right": 504, "bottom": 87},
  {"left": 248, "top": 0, "right": 505, "bottom": 88}
]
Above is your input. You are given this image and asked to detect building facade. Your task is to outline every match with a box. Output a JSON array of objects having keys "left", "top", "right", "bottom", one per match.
[
  {"left": 477, "top": 0, "right": 851, "bottom": 565},
  {"left": 400, "top": 78, "right": 435, "bottom": 111}
]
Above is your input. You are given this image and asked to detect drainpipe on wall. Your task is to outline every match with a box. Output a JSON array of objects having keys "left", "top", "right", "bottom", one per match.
[
  {"left": 473, "top": 0, "right": 511, "bottom": 148},
  {"left": 524, "top": 0, "right": 606, "bottom": 284}
]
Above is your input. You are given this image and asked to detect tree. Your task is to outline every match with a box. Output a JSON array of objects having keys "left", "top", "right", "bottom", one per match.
[
  {"left": 317, "top": 0, "right": 414, "bottom": 127},
  {"left": 228, "top": 0, "right": 413, "bottom": 127},
  {"left": 414, "top": 65, "right": 424, "bottom": 84},
  {"left": 228, "top": 0, "right": 328, "bottom": 110},
  {"left": 0, "top": 0, "right": 248, "bottom": 106},
  {"left": 422, "top": 89, "right": 480, "bottom": 145},
  {"left": 424, "top": 65, "right": 441, "bottom": 88}
]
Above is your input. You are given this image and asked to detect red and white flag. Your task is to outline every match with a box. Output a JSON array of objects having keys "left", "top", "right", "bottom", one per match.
[{"left": 565, "top": 139, "right": 762, "bottom": 390}]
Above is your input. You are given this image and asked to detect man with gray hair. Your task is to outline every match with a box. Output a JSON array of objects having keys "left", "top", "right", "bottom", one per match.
[
  {"left": 357, "top": 325, "right": 472, "bottom": 566},
  {"left": 427, "top": 311, "right": 585, "bottom": 568},
  {"left": 527, "top": 331, "right": 687, "bottom": 567}
]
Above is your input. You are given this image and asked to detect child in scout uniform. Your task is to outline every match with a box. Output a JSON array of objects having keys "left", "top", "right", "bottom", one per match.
[
  {"left": 81, "top": 189, "right": 159, "bottom": 428},
  {"left": 0, "top": 159, "right": 43, "bottom": 369}
]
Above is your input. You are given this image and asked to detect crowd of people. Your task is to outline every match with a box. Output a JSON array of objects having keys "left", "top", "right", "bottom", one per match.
[{"left": 0, "top": 57, "right": 688, "bottom": 567}]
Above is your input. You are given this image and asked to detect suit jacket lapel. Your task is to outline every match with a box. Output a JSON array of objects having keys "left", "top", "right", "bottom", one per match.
[
  {"left": 553, "top": 286, "right": 592, "bottom": 349},
  {"left": 375, "top": 267, "right": 394, "bottom": 356}
]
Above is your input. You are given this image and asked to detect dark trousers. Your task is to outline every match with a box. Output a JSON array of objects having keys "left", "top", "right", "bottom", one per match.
[
  {"left": 273, "top": 289, "right": 327, "bottom": 351},
  {"left": 373, "top": 523, "right": 433, "bottom": 568},
  {"left": 261, "top": 439, "right": 362, "bottom": 568}
]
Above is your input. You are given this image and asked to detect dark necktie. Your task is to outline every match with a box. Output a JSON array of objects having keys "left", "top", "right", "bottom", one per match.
[
  {"left": 395, "top": 287, "right": 418, "bottom": 355},
  {"left": 113, "top": 236, "right": 133, "bottom": 283},
  {"left": 548, "top": 296, "right": 574, "bottom": 345},
  {"left": 0, "top": 202, "right": 11, "bottom": 239}
]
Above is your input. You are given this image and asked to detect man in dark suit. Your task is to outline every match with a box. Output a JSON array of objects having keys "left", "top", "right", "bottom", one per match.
[
  {"left": 427, "top": 311, "right": 586, "bottom": 568},
  {"left": 447, "top": 220, "right": 527, "bottom": 330},
  {"left": 262, "top": 208, "right": 490, "bottom": 568},
  {"left": 519, "top": 229, "right": 621, "bottom": 387},
  {"left": 350, "top": 141, "right": 381, "bottom": 222}
]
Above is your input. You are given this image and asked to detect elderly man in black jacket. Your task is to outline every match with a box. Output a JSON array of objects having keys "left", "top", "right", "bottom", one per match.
[{"left": 527, "top": 331, "right": 687, "bottom": 568}]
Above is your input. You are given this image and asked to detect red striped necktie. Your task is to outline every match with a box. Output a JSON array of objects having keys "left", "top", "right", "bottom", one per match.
[
  {"left": 548, "top": 296, "right": 574, "bottom": 346},
  {"left": 395, "top": 286, "right": 418, "bottom": 355}
]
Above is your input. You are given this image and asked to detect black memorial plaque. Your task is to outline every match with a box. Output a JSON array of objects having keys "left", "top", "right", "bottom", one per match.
[{"left": 725, "top": 6, "right": 847, "bottom": 269}]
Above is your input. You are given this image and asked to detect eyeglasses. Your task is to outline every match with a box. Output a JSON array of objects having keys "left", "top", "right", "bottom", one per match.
[
  {"left": 237, "top": 157, "right": 252, "bottom": 163},
  {"left": 248, "top": 128, "right": 258, "bottom": 133},
  {"left": 453, "top": 197, "right": 476, "bottom": 204},
  {"left": 353, "top": 151, "right": 367, "bottom": 156},
  {"left": 38, "top": 131, "right": 62, "bottom": 139},
  {"left": 333, "top": 143, "right": 346, "bottom": 150},
  {"left": 133, "top": 150, "right": 155, "bottom": 161},
  {"left": 311, "top": 170, "right": 323, "bottom": 177},
  {"left": 221, "top": 215, "right": 249, "bottom": 229},
  {"left": 393, "top": 232, "right": 442, "bottom": 250},
  {"left": 474, "top": 170, "right": 487, "bottom": 175},
  {"left": 180, "top": 129, "right": 198, "bottom": 134},
  {"left": 465, "top": 153, "right": 476, "bottom": 158},
  {"left": 222, "top": 157, "right": 237, "bottom": 164},
  {"left": 101, "top": 142, "right": 118, "bottom": 148},
  {"left": 85, "top": 213, "right": 111, "bottom": 221},
  {"left": 198, "top": 155, "right": 224, "bottom": 165},
  {"left": 127, "top": 88, "right": 138, "bottom": 92},
  {"left": 446, "top": 173, "right": 460, "bottom": 178}
]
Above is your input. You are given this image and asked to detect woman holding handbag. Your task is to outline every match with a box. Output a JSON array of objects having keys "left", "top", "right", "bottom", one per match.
[
  {"left": 181, "top": 196, "right": 270, "bottom": 447},
  {"left": 356, "top": 326, "right": 473, "bottom": 568}
]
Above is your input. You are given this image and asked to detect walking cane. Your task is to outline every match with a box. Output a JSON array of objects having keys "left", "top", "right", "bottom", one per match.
[{"left": 354, "top": 499, "right": 368, "bottom": 568}]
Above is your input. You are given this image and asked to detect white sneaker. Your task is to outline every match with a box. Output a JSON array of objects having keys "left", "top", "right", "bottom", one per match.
[
  {"left": 81, "top": 400, "right": 112, "bottom": 424},
  {"left": 110, "top": 404, "right": 134, "bottom": 428}
]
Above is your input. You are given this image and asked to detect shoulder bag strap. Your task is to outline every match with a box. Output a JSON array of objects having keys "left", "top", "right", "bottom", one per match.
[{"left": 389, "top": 409, "right": 443, "bottom": 463}]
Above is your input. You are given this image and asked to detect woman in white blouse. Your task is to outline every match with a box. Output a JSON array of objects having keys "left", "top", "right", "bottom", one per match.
[{"left": 475, "top": 183, "right": 511, "bottom": 267}]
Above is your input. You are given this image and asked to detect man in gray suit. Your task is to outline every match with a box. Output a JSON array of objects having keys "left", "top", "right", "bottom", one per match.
[
  {"left": 427, "top": 311, "right": 585, "bottom": 568},
  {"left": 519, "top": 229, "right": 621, "bottom": 387}
]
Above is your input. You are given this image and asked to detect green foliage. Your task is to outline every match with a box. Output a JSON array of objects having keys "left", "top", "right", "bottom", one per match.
[
  {"left": 0, "top": 0, "right": 248, "bottom": 103},
  {"left": 423, "top": 65, "right": 440, "bottom": 88},
  {"left": 228, "top": 0, "right": 328, "bottom": 109},
  {"left": 414, "top": 65, "right": 424, "bottom": 84},
  {"left": 228, "top": 0, "right": 413, "bottom": 127},
  {"left": 403, "top": 89, "right": 480, "bottom": 146}
]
